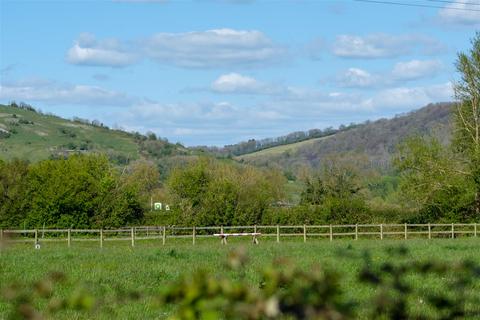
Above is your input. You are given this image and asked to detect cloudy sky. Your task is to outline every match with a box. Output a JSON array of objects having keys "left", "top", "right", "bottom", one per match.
[{"left": 0, "top": 0, "right": 478, "bottom": 146}]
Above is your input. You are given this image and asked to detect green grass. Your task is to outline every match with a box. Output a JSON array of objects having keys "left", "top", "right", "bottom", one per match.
[
  {"left": 0, "top": 105, "right": 140, "bottom": 162},
  {"left": 2, "top": 237, "right": 480, "bottom": 319}
]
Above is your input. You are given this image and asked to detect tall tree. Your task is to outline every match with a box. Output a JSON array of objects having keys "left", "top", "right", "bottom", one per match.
[
  {"left": 395, "top": 33, "right": 480, "bottom": 222},
  {"left": 453, "top": 32, "right": 480, "bottom": 214}
]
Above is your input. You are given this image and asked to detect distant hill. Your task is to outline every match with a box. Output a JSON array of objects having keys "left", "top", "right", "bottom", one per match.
[
  {"left": 0, "top": 102, "right": 455, "bottom": 176},
  {"left": 235, "top": 103, "right": 454, "bottom": 174},
  {"left": 0, "top": 103, "right": 190, "bottom": 165}
]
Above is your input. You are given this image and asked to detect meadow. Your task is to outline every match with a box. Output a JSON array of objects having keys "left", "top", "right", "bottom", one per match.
[{"left": 2, "top": 237, "right": 480, "bottom": 319}]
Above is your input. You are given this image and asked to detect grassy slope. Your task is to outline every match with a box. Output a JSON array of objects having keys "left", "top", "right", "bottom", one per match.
[
  {"left": 1, "top": 238, "right": 480, "bottom": 318},
  {"left": 0, "top": 105, "right": 141, "bottom": 162},
  {"left": 236, "top": 135, "right": 330, "bottom": 160}
]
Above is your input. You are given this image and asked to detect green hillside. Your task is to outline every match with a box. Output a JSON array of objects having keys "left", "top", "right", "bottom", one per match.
[
  {"left": 0, "top": 104, "right": 190, "bottom": 164},
  {"left": 236, "top": 103, "right": 454, "bottom": 173},
  {"left": 0, "top": 104, "right": 141, "bottom": 162},
  {"left": 234, "top": 136, "right": 330, "bottom": 159}
]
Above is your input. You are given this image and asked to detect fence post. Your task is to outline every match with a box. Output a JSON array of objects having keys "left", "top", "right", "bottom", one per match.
[
  {"left": 100, "top": 229, "right": 103, "bottom": 248},
  {"left": 303, "top": 224, "right": 307, "bottom": 243},
  {"left": 451, "top": 223, "right": 454, "bottom": 239},
  {"left": 276, "top": 225, "right": 280, "bottom": 243},
  {"left": 404, "top": 223, "right": 407, "bottom": 240},
  {"left": 162, "top": 226, "right": 166, "bottom": 245},
  {"left": 355, "top": 224, "right": 358, "bottom": 240},
  {"left": 329, "top": 225, "right": 333, "bottom": 242},
  {"left": 475, "top": 223, "right": 477, "bottom": 237},
  {"left": 192, "top": 226, "right": 196, "bottom": 245},
  {"left": 220, "top": 226, "right": 224, "bottom": 245},
  {"left": 428, "top": 223, "right": 431, "bottom": 239},
  {"left": 254, "top": 225, "right": 257, "bottom": 234},
  {"left": 380, "top": 224, "right": 383, "bottom": 240},
  {"left": 67, "top": 229, "right": 71, "bottom": 248},
  {"left": 34, "top": 229, "right": 38, "bottom": 247},
  {"left": 131, "top": 227, "right": 135, "bottom": 247}
]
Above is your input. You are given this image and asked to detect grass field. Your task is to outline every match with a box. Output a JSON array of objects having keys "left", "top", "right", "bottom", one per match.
[
  {"left": 2, "top": 237, "right": 480, "bottom": 319},
  {"left": 234, "top": 136, "right": 330, "bottom": 161}
]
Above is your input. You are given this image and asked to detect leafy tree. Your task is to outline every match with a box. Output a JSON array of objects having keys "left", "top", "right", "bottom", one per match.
[
  {"left": 121, "top": 160, "right": 161, "bottom": 208},
  {"left": 165, "top": 158, "right": 285, "bottom": 226},
  {"left": 452, "top": 32, "right": 480, "bottom": 215},
  {"left": 0, "top": 155, "right": 165, "bottom": 228},
  {"left": 25, "top": 155, "right": 108, "bottom": 228},
  {"left": 299, "top": 161, "right": 369, "bottom": 223},
  {"left": 0, "top": 159, "right": 30, "bottom": 228},
  {"left": 395, "top": 136, "right": 474, "bottom": 222},
  {"left": 395, "top": 33, "right": 480, "bottom": 222}
]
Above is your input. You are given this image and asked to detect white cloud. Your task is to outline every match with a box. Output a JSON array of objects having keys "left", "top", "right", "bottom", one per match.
[
  {"left": 391, "top": 59, "right": 443, "bottom": 81},
  {"left": 438, "top": 1, "right": 480, "bottom": 26},
  {"left": 66, "top": 29, "right": 286, "bottom": 69},
  {"left": 127, "top": 100, "right": 285, "bottom": 123},
  {"left": 210, "top": 73, "right": 282, "bottom": 94},
  {"left": 117, "top": 99, "right": 287, "bottom": 144},
  {"left": 116, "top": 81, "right": 452, "bottom": 145},
  {"left": 262, "top": 82, "right": 454, "bottom": 118},
  {"left": 0, "top": 78, "right": 132, "bottom": 106},
  {"left": 361, "top": 82, "right": 454, "bottom": 110},
  {"left": 211, "top": 73, "right": 261, "bottom": 93},
  {"left": 336, "top": 59, "right": 444, "bottom": 88},
  {"left": 0, "top": 75, "right": 454, "bottom": 146},
  {"left": 66, "top": 33, "right": 137, "bottom": 67},
  {"left": 143, "top": 29, "right": 286, "bottom": 68},
  {"left": 337, "top": 68, "right": 379, "bottom": 88},
  {"left": 332, "top": 33, "right": 445, "bottom": 59}
]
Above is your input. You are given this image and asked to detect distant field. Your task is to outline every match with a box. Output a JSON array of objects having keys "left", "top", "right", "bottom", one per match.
[
  {"left": 235, "top": 136, "right": 330, "bottom": 161},
  {"left": 2, "top": 237, "right": 480, "bottom": 319}
]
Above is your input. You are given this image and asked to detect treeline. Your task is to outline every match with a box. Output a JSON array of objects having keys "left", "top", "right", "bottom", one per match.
[
  {"left": 0, "top": 149, "right": 474, "bottom": 230},
  {"left": 154, "top": 156, "right": 411, "bottom": 227},
  {"left": 0, "top": 155, "right": 159, "bottom": 229},
  {"left": 0, "top": 154, "right": 402, "bottom": 229},
  {"left": 7, "top": 101, "right": 111, "bottom": 130},
  {"left": 0, "top": 155, "right": 291, "bottom": 229},
  {"left": 194, "top": 123, "right": 362, "bottom": 157}
]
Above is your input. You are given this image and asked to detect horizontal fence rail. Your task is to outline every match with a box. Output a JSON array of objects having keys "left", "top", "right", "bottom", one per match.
[{"left": 0, "top": 223, "right": 479, "bottom": 248}]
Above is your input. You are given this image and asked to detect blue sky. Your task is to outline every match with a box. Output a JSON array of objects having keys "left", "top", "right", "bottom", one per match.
[{"left": 0, "top": 0, "right": 478, "bottom": 146}]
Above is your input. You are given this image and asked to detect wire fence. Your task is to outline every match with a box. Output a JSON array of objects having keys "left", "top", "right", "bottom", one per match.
[{"left": 1, "top": 223, "right": 479, "bottom": 248}]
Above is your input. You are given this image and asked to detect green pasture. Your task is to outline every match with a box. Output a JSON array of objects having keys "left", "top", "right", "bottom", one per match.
[{"left": 1, "top": 237, "right": 480, "bottom": 319}]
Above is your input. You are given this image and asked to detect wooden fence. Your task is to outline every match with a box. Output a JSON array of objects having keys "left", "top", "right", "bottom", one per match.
[{"left": 1, "top": 223, "right": 479, "bottom": 248}]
